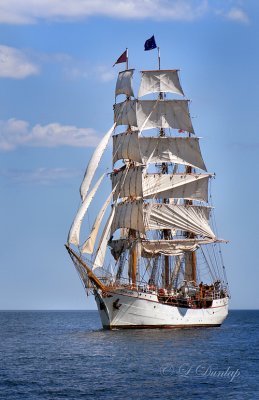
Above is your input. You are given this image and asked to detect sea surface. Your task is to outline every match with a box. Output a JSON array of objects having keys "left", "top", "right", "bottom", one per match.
[{"left": 0, "top": 310, "right": 258, "bottom": 400}]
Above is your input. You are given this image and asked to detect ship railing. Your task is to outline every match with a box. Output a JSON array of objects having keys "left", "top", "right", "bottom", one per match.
[{"left": 98, "top": 277, "right": 158, "bottom": 294}]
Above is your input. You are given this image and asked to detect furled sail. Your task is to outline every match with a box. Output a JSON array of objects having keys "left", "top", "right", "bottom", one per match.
[
  {"left": 138, "top": 70, "right": 184, "bottom": 97},
  {"left": 93, "top": 207, "right": 115, "bottom": 270},
  {"left": 113, "top": 130, "right": 142, "bottom": 164},
  {"left": 111, "top": 199, "right": 145, "bottom": 234},
  {"left": 108, "top": 238, "right": 215, "bottom": 260},
  {"left": 68, "top": 174, "right": 105, "bottom": 246},
  {"left": 139, "top": 137, "right": 206, "bottom": 171},
  {"left": 80, "top": 123, "right": 115, "bottom": 201},
  {"left": 141, "top": 239, "right": 205, "bottom": 257},
  {"left": 115, "top": 69, "right": 134, "bottom": 98},
  {"left": 144, "top": 203, "right": 215, "bottom": 239}
]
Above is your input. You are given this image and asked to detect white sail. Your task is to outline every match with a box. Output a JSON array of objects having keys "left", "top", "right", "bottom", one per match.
[
  {"left": 138, "top": 70, "right": 184, "bottom": 97},
  {"left": 68, "top": 174, "right": 105, "bottom": 246},
  {"left": 112, "top": 168, "right": 210, "bottom": 202},
  {"left": 81, "top": 188, "right": 115, "bottom": 254},
  {"left": 93, "top": 207, "right": 115, "bottom": 270},
  {"left": 115, "top": 69, "right": 134, "bottom": 98},
  {"left": 114, "top": 100, "right": 137, "bottom": 127},
  {"left": 114, "top": 100, "right": 194, "bottom": 133},
  {"left": 143, "top": 173, "right": 210, "bottom": 202},
  {"left": 141, "top": 240, "right": 200, "bottom": 257},
  {"left": 111, "top": 166, "right": 143, "bottom": 199},
  {"left": 80, "top": 124, "right": 115, "bottom": 201},
  {"left": 113, "top": 130, "right": 142, "bottom": 164},
  {"left": 139, "top": 137, "right": 206, "bottom": 171},
  {"left": 144, "top": 203, "right": 215, "bottom": 239},
  {"left": 111, "top": 200, "right": 145, "bottom": 235},
  {"left": 137, "top": 100, "right": 194, "bottom": 133},
  {"left": 108, "top": 238, "right": 215, "bottom": 260}
]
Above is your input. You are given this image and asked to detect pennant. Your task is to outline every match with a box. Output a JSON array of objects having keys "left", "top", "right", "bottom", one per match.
[
  {"left": 113, "top": 50, "right": 127, "bottom": 67},
  {"left": 144, "top": 35, "right": 157, "bottom": 51}
]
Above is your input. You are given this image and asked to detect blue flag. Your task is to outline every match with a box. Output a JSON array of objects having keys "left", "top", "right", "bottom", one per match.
[{"left": 144, "top": 35, "right": 157, "bottom": 51}]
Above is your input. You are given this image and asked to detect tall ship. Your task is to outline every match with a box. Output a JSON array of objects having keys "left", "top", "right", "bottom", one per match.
[{"left": 66, "top": 46, "right": 229, "bottom": 329}]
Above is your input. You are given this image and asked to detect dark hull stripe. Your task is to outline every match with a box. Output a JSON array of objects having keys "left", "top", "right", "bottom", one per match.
[{"left": 104, "top": 324, "right": 221, "bottom": 330}]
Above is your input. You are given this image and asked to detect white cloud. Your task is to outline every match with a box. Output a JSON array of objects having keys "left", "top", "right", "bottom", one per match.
[
  {"left": 0, "top": 45, "right": 39, "bottom": 78},
  {"left": 224, "top": 7, "right": 249, "bottom": 24},
  {"left": 0, "top": 0, "right": 209, "bottom": 24},
  {"left": 0, "top": 118, "right": 99, "bottom": 151},
  {"left": 0, "top": 167, "right": 81, "bottom": 184}
]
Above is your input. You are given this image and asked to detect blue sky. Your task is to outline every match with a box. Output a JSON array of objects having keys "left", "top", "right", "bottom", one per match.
[{"left": 0, "top": 0, "right": 258, "bottom": 310}]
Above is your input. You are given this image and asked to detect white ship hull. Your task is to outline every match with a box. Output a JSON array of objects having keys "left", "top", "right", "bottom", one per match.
[{"left": 94, "top": 289, "right": 229, "bottom": 329}]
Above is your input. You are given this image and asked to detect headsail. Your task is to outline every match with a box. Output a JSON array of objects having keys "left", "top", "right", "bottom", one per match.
[
  {"left": 93, "top": 207, "right": 115, "bottom": 270},
  {"left": 81, "top": 184, "right": 118, "bottom": 254},
  {"left": 80, "top": 123, "right": 115, "bottom": 201},
  {"left": 68, "top": 174, "right": 105, "bottom": 247}
]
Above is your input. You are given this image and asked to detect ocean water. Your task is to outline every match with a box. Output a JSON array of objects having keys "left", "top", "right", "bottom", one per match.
[{"left": 0, "top": 310, "right": 258, "bottom": 400}]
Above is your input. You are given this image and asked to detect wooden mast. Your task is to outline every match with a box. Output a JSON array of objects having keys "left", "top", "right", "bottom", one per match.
[
  {"left": 185, "top": 165, "right": 197, "bottom": 284},
  {"left": 129, "top": 229, "right": 137, "bottom": 288},
  {"left": 164, "top": 229, "right": 170, "bottom": 288}
]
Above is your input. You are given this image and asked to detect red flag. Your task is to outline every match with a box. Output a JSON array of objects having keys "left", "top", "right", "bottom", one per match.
[
  {"left": 178, "top": 129, "right": 185, "bottom": 133},
  {"left": 113, "top": 50, "right": 127, "bottom": 67}
]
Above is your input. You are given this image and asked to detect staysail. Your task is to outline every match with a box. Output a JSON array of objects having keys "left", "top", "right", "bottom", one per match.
[
  {"left": 93, "top": 207, "right": 115, "bottom": 270},
  {"left": 80, "top": 123, "right": 115, "bottom": 201},
  {"left": 68, "top": 174, "right": 105, "bottom": 246},
  {"left": 81, "top": 184, "right": 118, "bottom": 254}
]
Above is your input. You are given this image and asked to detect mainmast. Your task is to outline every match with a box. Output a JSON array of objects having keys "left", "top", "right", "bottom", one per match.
[{"left": 185, "top": 165, "right": 197, "bottom": 284}]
